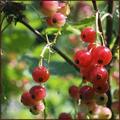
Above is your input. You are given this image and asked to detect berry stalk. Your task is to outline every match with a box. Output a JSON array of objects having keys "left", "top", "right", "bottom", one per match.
[
  {"left": 43, "top": 99, "right": 47, "bottom": 120},
  {"left": 92, "top": 0, "right": 106, "bottom": 45},
  {"left": 18, "top": 19, "right": 80, "bottom": 72}
]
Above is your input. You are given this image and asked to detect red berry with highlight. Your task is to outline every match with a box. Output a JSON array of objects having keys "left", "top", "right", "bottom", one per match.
[
  {"left": 87, "top": 43, "right": 97, "bottom": 51},
  {"left": 80, "top": 64, "right": 95, "bottom": 82},
  {"left": 40, "top": 1, "right": 59, "bottom": 17},
  {"left": 74, "top": 50, "right": 92, "bottom": 68},
  {"left": 21, "top": 92, "right": 37, "bottom": 106},
  {"left": 92, "top": 46, "right": 112, "bottom": 66},
  {"left": 30, "top": 102, "right": 45, "bottom": 115},
  {"left": 30, "top": 85, "right": 46, "bottom": 101},
  {"left": 90, "top": 66, "right": 108, "bottom": 84},
  {"left": 69, "top": 85, "right": 79, "bottom": 100},
  {"left": 81, "top": 27, "right": 96, "bottom": 43},
  {"left": 46, "top": 12, "right": 66, "bottom": 28},
  {"left": 32, "top": 66, "right": 49, "bottom": 83},
  {"left": 93, "top": 81, "right": 109, "bottom": 94},
  {"left": 79, "top": 86, "right": 95, "bottom": 101}
]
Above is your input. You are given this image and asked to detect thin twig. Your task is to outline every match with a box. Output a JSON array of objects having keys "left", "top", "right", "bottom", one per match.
[
  {"left": 0, "top": 14, "right": 6, "bottom": 26},
  {"left": 1, "top": 22, "right": 10, "bottom": 33},
  {"left": 53, "top": 28, "right": 61, "bottom": 43},
  {"left": 105, "top": 0, "right": 114, "bottom": 111}
]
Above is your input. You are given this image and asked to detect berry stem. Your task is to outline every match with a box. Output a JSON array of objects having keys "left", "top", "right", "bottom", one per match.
[
  {"left": 43, "top": 99, "right": 47, "bottom": 120},
  {"left": 53, "top": 28, "right": 61, "bottom": 43},
  {"left": 45, "top": 34, "right": 50, "bottom": 44},
  {"left": 18, "top": 19, "right": 80, "bottom": 72},
  {"left": 92, "top": 0, "right": 106, "bottom": 45},
  {"left": 39, "top": 43, "right": 52, "bottom": 66}
]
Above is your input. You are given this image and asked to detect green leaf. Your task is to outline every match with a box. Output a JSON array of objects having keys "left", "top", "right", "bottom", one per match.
[
  {"left": 65, "top": 25, "right": 80, "bottom": 35},
  {"left": 72, "top": 16, "right": 95, "bottom": 29},
  {"left": 64, "top": 16, "right": 95, "bottom": 34},
  {"left": 42, "top": 27, "right": 59, "bottom": 35},
  {"left": 21, "top": 55, "right": 78, "bottom": 76}
]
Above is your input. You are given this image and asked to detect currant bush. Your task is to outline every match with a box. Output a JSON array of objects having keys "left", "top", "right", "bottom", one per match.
[{"left": 5, "top": 0, "right": 116, "bottom": 119}]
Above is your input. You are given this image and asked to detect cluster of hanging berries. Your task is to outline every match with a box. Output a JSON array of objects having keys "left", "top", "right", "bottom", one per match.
[
  {"left": 40, "top": 0, "right": 70, "bottom": 28},
  {"left": 75, "top": 27, "right": 112, "bottom": 93},
  {"left": 21, "top": 66, "right": 50, "bottom": 115},
  {"left": 58, "top": 27, "right": 113, "bottom": 119},
  {"left": 21, "top": 0, "right": 70, "bottom": 116}
]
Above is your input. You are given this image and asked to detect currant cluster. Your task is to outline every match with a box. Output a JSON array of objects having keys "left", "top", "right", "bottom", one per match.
[
  {"left": 21, "top": 66, "right": 50, "bottom": 115},
  {"left": 75, "top": 27, "right": 112, "bottom": 93},
  {"left": 58, "top": 27, "right": 113, "bottom": 119},
  {"left": 40, "top": 0, "right": 70, "bottom": 27}
]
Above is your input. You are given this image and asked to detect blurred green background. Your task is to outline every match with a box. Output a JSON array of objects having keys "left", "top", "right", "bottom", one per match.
[{"left": 1, "top": 1, "right": 119, "bottom": 119}]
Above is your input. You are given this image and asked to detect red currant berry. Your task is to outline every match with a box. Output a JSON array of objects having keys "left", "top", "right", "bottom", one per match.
[
  {"left": 74, "top": 50, "right": 92, "bottom": 68},
  {"left": 69, "top": 85, "right": 79, "bottom": 100},
  {"left": 32, "top": 66, "right": 50, "bottom": 83},
  {"left": 80, "top": 68, "right": 90, "bottom": 82},
  {"left": 90, "top": 66, "right": 108, "bottom": 84},
  {"left": 81, "top": 27, "right": 96, "bottom": 43},
  {"left": 21, "top": 92, "right": 37, "bottom": 106},
  {"left": 93, "top": 81, "right": 109, "bottom": 94},
  {"left": 87, "top": 43, "right": 97, "bottom": 51},
  {"left": 98, "top": 106, "right": 112, "bottom": 119},
  {"left": 79, "top": 86, "right": 95, "bottom": 101},
  {"left": 80, "top": 64, "right": 95, "bottom": 82},
  {"left": 29, "top": 85, "right": 46, "bottom": 101},
  {"left": 46, "top": 12, "right": 66, "bottom": 28},
  {"left": 92, "top": 46, "right": 112, "bottom": 66},
  {"left": 40, "top": 1, "right": 59, "bottom": 17},
  {"left": 74, "top": 49, "right": 86, "bottom": 66},
  {"left": 30, "top": 102, "right": 45, "bottom": 115},
  {"left": 58, "top": 113, "right": 72, "bottom": 120}
]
